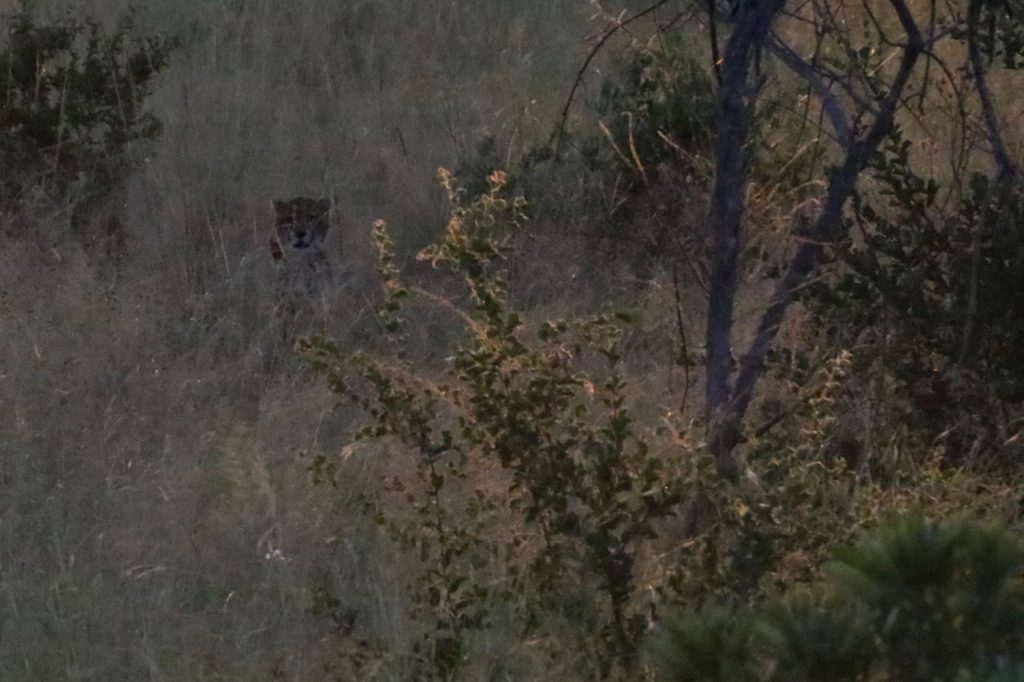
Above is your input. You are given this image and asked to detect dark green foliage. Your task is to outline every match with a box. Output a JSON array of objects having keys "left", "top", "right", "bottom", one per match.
[
  {"left": 0, "top": 10, "right": 175, "bottom": 207},
  {"left": 803, "top": 129, "right": 1024, "bottom": 451},
  {"left": 757, "top": 592, "right": 876, "bottom": 681},
  {"left": 656, "top": 603, "right": 759, "bottom": 682},
  {"left": 594, "top": 33, "right": 715, "bottom": 183},
  {"left": 829, "top": 516, "right": 1024, "bottom": 679},
  {"left": 952, "top": 0, "right": 1024, "bottom": 70},
  {"left": 653, "top": 515, "right": 1024, "bottom": 682}
]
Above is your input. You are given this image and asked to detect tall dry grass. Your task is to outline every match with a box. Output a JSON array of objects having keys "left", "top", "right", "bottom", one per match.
[
  {"left": 6, "top": 0, "right": 1005, "bottom": 677},
  {"left": 0, "top": 1, "right": 645, "bottom": 678}
]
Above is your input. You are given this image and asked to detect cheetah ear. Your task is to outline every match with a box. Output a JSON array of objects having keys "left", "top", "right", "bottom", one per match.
[
  {"left": 270, "top": 237, "right": 284, "bottom": 261},
  {"left": 316, "top": 198, "right": 331, "bottom": 215},
  {"left": 272, "top": 200, "right": 289, "bottom": 217}
]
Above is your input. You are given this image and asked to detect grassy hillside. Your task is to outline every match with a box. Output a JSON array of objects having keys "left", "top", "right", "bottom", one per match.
[
  {"left": 0, "top": 2, "right": 649, "bottom": 678},
  {"left": 4, "top": 0, "right": 1024, "bottom": 679}
]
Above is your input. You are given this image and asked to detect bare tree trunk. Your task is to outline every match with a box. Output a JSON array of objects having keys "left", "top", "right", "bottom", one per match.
[{"left": 705, "top": 0, "right": 787, "bottom": 475}]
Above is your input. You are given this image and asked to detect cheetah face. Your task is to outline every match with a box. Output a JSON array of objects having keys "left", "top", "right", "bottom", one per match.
[{"left": 271, "top": 197, "right": 331, "bottom": 259}]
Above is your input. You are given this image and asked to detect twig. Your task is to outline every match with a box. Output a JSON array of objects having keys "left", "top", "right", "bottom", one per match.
[
  {"left": 626, "top": 112, "right": 649, "bottom": 182},
  {"left": 671, "top": 262, "right": 692, "bottom": 415},
  {"left": 708, "top": 0, "right": 722, "bottom": 84}
]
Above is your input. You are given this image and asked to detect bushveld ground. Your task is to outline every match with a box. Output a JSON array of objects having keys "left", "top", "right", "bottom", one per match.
[
  {"left": 4, "top": 0, "right": 1024, "bottom": 680},
  {"left": 0, "top": 2, "right": 649, "bottom": 678}
]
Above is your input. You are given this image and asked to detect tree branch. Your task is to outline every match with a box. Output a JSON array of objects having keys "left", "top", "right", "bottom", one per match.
[
  {"left": 967, "top": 0, "right": 1020, "bottom": 178},
  {"left": 725, "top": 0, "right": 924, "bottom": 434},
  {"left": 765, "top": 36, "right": 853, "bottom": 147}
]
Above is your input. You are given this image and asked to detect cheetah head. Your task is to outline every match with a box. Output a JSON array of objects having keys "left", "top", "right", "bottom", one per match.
[{"left": 270, "top": 197, "right": 331, "bottom": 260}]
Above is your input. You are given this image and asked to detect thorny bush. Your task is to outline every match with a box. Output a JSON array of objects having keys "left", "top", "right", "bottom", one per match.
[
  {"left": 304, "top": 169, "right": 690, "bottom": 678},
  {"left": 301, "top": 169, "right": 1024, "bottom": 680}
]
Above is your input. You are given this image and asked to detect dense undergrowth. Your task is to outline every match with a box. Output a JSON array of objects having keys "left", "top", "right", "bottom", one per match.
[
  {"left": 301, "top": 169, "right": 1024, "bottom": 679},
  {"left": 3, "top": 1, "right": 1024, "bottom": 680}
]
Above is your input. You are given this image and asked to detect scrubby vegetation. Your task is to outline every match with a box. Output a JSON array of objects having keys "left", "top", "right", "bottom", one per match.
[
  {"left": 655, "top": 515, "right": 1024, "bottom": 681},
  {"left": 0, "top": 10, "right": 174, "bottom": 260},
  {"left": 4, "top": 0, "right": 1024, "bottom": 680}
]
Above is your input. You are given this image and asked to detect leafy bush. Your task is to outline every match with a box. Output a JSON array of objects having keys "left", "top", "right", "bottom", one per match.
[
  {"left": 654, "top": 515, "right": 1024, "bottom": 682},
  {"left": 472, "top": 32, "right": 717, "bottom": 188},
  {"left": 592, "top": 32, "right": 715, "bottom": 185},
  {"left": 0, "top": 10, "right": 175, "bottom": 214},
  {"left": 448, "top": 34, "right": 720, "bottom": 286},
  {"left": 455, "top": 33, "right": 715, "bottom": 199},
  {"left": 302, "top": 168, "right": 1024, "bottom": 679},
  {"left": 304, "top": 170, "right": 690, "bottom": 678},
  {"left": 802, "top": 129, "right": 1024, "bottom": 458}
]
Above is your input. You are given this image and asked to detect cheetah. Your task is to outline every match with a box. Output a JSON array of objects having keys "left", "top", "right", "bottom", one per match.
[{"left": 269, "top": 197, "right": 333, "bottom": 339}]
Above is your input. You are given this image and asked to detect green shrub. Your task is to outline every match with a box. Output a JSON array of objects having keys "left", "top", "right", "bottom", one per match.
[
  {"left": 594, "top": 33, "right": 715, "bottom": 179},
  {"left": 0, "top": 10, "right": 175, "bottom": 210},
  {"left": 653, "top": 515, "right": 1024, "bottom": 682},
  {"left": 458, "top": 32, "right": 716, "bottom": 195},
  {"left": 802, "top": 129, "right": 1024, "bottom": 459},
  {"left": 301, "top": 168, "right": 1024, "bottom": 679}
]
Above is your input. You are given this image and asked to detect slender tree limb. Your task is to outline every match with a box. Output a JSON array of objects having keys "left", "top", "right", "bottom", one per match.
[
  {"left": 708, "top": 0, "right": 723, "bottom": 83},
  {"left": 967, "top": 0, "right": 1020, "bottom": 178},
  {"left": 762, "top": 29, "right": 883, "bottom": 118},
  {"left": 671, "top": 262, "right": 693, "bottom": 415},
  {"left": 958, "top": 190, "right": 986, "bottom": 364},
  {"left": 917, "top": 0, "right": 937, "bottom": 112},
  {"left": 958, "top": 0, "right": 1020, "bottom": 363},
  {"left": 890, "top": 0, "right": 924, "bottom": 47},
  {"left": 765, "top": 36, "right": 853, "bottom": 147}
]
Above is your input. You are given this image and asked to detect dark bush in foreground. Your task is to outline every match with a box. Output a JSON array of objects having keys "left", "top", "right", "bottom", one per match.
[{"left": 654, "top": 515, "right": 1024, "bottom": 682}]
